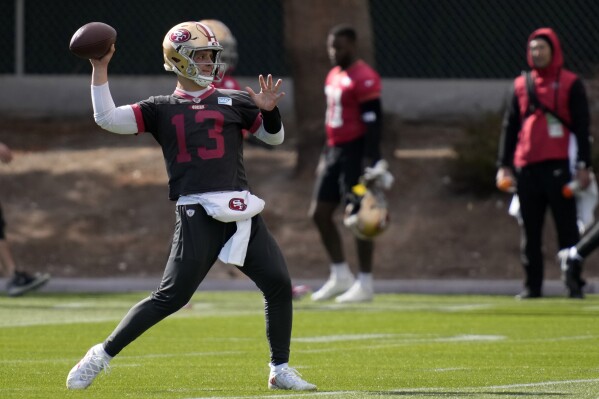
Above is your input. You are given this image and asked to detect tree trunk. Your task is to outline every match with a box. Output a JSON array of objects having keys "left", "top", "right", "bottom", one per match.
[{"left": 283, "top": 0, "right": 373, "bottom": 177}]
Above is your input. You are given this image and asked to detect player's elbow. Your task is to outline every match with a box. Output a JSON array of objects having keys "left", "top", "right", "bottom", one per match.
[
  {"left": 93, "top": 108, "right": 137, "bottom": 134},
  {"left": 94, "top": 111, "right": 113, "bottom": 130}
]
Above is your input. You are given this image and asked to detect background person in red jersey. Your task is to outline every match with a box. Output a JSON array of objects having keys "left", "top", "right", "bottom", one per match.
[
  {"left": 309, "top": 25, "right": 383, "bottom": 303},
  {"left": 496, "top": 27, "right": 592, "bottom": 299}
]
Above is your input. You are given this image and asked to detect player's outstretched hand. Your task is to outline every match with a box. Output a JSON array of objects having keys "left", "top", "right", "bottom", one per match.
[{"left": 246, "top": 74, "right": 285, "bottom": 111}]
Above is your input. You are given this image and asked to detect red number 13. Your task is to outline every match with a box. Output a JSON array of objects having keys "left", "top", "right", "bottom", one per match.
[{"left": 171, "top": 111, "right": 225, "bottom": 163}]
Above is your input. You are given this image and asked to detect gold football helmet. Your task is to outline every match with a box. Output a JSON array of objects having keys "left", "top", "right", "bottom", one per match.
[
  {"left": 344, "top": 185, "right": 390, "bottom": 240},
  {"left": 343, "top": 160, "right": 393, "bottom": 240},
  {"left": 198, "top": 19, "right": 238, "bottom": 72},
  {"left": 162, "top": 21, "right": 226, "bottom": 87}
]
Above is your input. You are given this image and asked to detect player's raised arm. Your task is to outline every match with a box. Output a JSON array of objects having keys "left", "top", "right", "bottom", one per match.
[{"left": 87, "top": 43, "right": 137, "bottom": 135}]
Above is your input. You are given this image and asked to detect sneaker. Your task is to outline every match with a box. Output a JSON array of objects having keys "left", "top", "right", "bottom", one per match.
[
  {"left": 335, "top": 280, "right": 373, "bottom": 303},
  {"left": 558, "top": 249, "right": 586, "bottom": 299},
  {"left": 7, "top": 271, "right": 50, "bottom": 297},
  {"left": 268, "top": 367, "right": 317, "bottom": 391},
  {"left": 66, "top": 344, "right": 112, "bottom": 389},
  {"left": 292, "top": 285, "right": 311, "bottom": 300},
  {"left": 311, "top": 274, "right": 354, "bottom": 301}
]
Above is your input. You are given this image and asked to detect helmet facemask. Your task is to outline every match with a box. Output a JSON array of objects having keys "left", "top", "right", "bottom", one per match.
[{"left": 163, "top": 22, "right": 228, "bottom": 87}]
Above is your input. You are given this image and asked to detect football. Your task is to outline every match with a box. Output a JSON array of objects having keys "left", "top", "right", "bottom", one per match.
[{"left": 69, "top": 22, "right": 116, "bottom": 59}]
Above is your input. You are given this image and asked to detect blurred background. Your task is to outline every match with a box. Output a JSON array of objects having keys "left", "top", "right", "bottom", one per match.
[
  {"left": 3, "top": 0, "right": 599, "bottom": 77},
  {"left": 1, "top": 0, "right": 599, "bottom": 288},
  {"left": 2, "top": 0, "right": 599, "bottom": 157}
]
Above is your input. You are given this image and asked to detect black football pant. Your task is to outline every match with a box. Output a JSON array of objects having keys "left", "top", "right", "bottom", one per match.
[
  {"left": 516, "top": 160, "right": 579, "bottom": 294},
  {"left": 103, "top": 204, "right": 292, "bottom": 365}
]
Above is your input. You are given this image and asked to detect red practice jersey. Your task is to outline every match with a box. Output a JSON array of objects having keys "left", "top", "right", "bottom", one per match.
[{"left": 324, "top": 60, "right": 381, "bottom": 146}]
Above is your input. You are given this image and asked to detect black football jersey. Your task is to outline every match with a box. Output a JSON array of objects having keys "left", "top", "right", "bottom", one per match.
[{"left": 132, "top": 87, "right": 263, "bottom": 200}]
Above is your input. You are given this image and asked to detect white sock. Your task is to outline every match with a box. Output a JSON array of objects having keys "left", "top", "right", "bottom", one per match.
[
  {"left": 330, "top": 262, "right": 350, "bottom": 278},
  {"left": 358, "top": 272, "right": 373, "bottom": 287},
  {"left": 270, "top": 362, "right": 288, "bottom": 373}
]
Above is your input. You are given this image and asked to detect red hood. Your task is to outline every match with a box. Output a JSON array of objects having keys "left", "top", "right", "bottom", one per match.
[{"left": 527, "top": 27, "right": 563, "bottom": 75}]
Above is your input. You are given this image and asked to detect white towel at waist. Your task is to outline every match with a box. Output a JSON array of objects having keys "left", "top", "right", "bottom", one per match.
[{"left": 177, "top": 191, "right": 265, "bottom": 266}]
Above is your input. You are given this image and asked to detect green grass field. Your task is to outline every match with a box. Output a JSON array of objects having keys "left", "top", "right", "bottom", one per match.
[{"left": 1, "top": 291, "right": 598, "bottom": 399}]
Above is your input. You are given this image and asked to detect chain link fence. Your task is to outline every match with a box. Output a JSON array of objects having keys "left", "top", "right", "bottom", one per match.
[
  {"left": 371, "top": 0, "right": 599, "bottom": 78},
  {"left": 1, "top": 0, "right": 599, "bottom": 78},
  {"left": 1, "top": 0, "right": 285, "bottom": 76}
]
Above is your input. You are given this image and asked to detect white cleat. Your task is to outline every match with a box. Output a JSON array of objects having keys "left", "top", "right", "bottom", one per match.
[
  {"left": 311, "top": 275, "right": 355, "bottom": 301},
  {"left": 335, "top": 280, "right": 373, "bottom": 303},
  {"left": 268, "top": 367, "right": 317, "bottom": 391},
  {"left": 66, "top": 343, "right": 112, "bottom": 389}
]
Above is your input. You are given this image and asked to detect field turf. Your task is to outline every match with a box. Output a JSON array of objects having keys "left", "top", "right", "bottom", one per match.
[{"left": 1, "top": 291, "right": 598, "bottom": 398}]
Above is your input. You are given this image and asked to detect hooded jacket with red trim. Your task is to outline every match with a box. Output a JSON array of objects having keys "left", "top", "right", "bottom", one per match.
[{"left": 498, "top": 27, "right": 591, "bottom": 170}]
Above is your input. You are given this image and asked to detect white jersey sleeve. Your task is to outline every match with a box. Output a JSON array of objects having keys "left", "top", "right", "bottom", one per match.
[{"left": 91, "top": 83, "right": 138, "bottom": 134}]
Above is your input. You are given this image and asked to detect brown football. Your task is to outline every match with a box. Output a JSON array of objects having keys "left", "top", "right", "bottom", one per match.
[{"left": 69, "top": 22, "right": 116, "bottom": 59}]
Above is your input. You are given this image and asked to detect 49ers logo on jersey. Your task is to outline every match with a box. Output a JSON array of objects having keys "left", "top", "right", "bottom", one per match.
[
  {"left": 229, "top": 198, "right": 247, "bottom": 211},
  {"left": 170, "top": 29, "right": 191, "bottom": 43}
]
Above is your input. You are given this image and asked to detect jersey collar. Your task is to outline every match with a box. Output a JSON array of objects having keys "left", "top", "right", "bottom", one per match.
[{"left": 173, "top": 85, "right": 216, "bottom": 102}]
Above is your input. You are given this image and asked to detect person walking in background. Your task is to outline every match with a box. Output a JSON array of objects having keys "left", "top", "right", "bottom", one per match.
[
  {"left": 558, "top": 218, "right": 599, "bottom": 299},
  {"left": 0, "top": 142, "right": 50, "bottom": 297},
  {"left": 496, "top": 27, "right": 592, "bottom": 299},
  {"left": 309, "top": 24, "right": 383, "bottom": 303},
  {"left": 66, "top": 21, "right": 316, "bottom": 391}
]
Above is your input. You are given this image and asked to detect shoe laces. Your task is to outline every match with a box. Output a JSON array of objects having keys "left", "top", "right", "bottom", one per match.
[
  {"left": 275, "top": 367, "right": 306, "bottom": 385},
  {"left": 78, "top": 353, "right": 111, "bottom": 381}
]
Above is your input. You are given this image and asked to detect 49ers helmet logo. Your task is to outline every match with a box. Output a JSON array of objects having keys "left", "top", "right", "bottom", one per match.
[
  {"left": 170, "top": 29, "right": 191, "bottom": 43},
  {"left": 229, "top": 198, "right": 247, "bottom": 211}
]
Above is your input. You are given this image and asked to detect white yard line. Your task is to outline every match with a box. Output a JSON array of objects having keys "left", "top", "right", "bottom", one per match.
[
  {"left": 0, "top": 350, "right": 242, "bottom": 365},
  {"left": 183, "top": 392, "right": 352, "bottom": 399},
  {"left": 388, "top": 378, "right": 599, "bottom": 393},
  {"left": 179, "top": 378, "right": 599, "bottom": 399},
  {"left": 293, "top": 334, "right": 397, "bottom": 343},
  {"left": 485, "top": 378, "right": 599, "bottom": 389}
]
